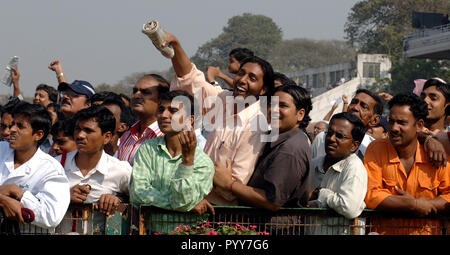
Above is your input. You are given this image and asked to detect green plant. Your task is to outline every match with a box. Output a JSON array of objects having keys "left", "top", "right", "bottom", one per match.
[{"left": 159, "top": 221, "right": 270, "bottom": 235}]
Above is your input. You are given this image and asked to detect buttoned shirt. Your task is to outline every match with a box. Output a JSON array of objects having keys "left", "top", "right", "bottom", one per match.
[
  {"left": 0, "top": 142, "right": 70, "bottom": 229},
  {"left": 130, "top": 136, "right": 214, "bottom": 212},
  {"left": 247, "top": 128, "right": 311, "bottom": 207},
  {"left": 117, "top": 121, "right": 163, "bottom": 166},
  {"left": 311, "top": 153, "right": 367, "bottom": 219},
  {"left": 171, "top": 63, "right": 268, "bottom": 205},
  {"left": 364, "top": 139, "right": 450, "bottom": 234},
  {"left": 56, "top": 150, "right": 132, "bottom": 204}
]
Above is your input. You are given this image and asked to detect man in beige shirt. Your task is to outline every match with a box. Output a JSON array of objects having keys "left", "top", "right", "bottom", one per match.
[{"left": 155, "top": 31, "right": 275, "bottom": 205}]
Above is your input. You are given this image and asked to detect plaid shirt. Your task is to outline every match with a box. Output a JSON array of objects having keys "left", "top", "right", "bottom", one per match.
[
  {"left": 117, "top": 121, "right": 163, "bottom": 166},
  {"left": 130, "top": 136, "right": 214, "bottom": 212}
]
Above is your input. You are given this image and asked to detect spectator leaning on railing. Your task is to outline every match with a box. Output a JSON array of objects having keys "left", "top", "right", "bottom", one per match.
[
  {"left": 56, "top": 105, "right": 132, "bottom": 216},
  {"left": 213, "top": 85, "right": 312, "bottom": 211},
  {"left": 308, "top": 112, "right": 367, "bottom": 220},
  {"left": 0, "top": 102, "right": 70, "bottom": 229},
  {"left": 159, "top": 30, "right": 274, "bottom": 206},
  {"left": 364, "top": 93, "right": 450, "bottom": 235},
  {"left": 130, "top": 90, "right": 214, "bottom": 213}
]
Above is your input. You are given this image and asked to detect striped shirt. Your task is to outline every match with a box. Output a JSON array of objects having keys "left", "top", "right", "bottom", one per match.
[
  {"left": 130, "top": 136, "right": 214, "bottom": 212},
  {"left": 117, "top": 121, "right": 163, "bottom": 166}
]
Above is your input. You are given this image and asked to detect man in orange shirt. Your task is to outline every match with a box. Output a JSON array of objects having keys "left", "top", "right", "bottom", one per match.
[{"left": 364, "top": 93, "right": 450, "bottom": 235}]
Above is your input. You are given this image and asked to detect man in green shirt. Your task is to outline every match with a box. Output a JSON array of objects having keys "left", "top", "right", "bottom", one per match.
[{"left": 130, "top": 90, "right": 214, "bottom": 232}]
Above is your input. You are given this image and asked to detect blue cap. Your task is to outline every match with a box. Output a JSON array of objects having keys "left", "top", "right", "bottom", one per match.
[
  {"left": 58, "top": 80, "right": 95, "bottom": 99},
  {"left": 378, "top": 116, "right": 388, "bottom": 132}
]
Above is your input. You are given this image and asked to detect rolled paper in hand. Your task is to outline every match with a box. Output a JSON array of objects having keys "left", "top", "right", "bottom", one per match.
[
  {"left": 21, "top": 208, "right": 35, "bottom": 223},
  {"left": 142, "top": 20, "right": 174, "bottom": 59}
]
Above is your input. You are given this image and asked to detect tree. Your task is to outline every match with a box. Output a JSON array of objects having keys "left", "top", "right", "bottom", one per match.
[
  {"left": 267, "top": 39, "right": 356, "bottom": 73},
  {"left": 190, "top": 13, "right": 283, "bottom": 72},
  {"left": 345, "top": 0, "right": 450, "bottom": 94}
]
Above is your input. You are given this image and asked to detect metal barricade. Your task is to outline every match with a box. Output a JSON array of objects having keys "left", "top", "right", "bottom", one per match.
[
  {"left": 138, "top": 206, "right": 368, "bottom": 235},
  {"left": 0, "top": 203, "right": 131, "bottom": 235}
]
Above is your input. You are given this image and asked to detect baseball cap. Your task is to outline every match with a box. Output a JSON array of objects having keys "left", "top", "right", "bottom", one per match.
[{"left": 58, "top": 80, "right": 96, "bottom": 99}]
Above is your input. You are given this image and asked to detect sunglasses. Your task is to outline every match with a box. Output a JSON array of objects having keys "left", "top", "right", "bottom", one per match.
[{"left": 326, "top": 130, "right": 352, "bottom": 140}]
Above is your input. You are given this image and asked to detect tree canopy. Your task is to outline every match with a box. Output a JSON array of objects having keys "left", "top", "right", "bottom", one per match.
[{"left": 190, "top": 13, "right": 283, "bottom": 72}]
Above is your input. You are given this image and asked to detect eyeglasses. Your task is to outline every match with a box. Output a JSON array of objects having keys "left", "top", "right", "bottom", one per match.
[
  {"left": 326, "top": 130, "right": 352, "bottom": 140},
  {"left": 60, "top": 89, "right": 80, "bottom": 98}
]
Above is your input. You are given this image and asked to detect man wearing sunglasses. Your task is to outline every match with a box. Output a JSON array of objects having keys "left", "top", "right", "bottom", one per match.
[{"left": 308, "top": 112, "right": 367, "bottom": 224}]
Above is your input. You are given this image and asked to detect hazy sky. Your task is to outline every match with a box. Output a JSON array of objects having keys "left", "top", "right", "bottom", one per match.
[{"left": 0, "top": 0, "right": 360, "bottom": 97}]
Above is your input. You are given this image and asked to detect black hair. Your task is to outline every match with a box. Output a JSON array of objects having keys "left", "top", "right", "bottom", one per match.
[
  {"left": 229, "top": 48, "right": 254, "bottom": 62},
  {"left": 50, "top": 117, "right": 76, "bottom": 138},
  {"left": 102, "top": 97, "right": 137, "bottom": 127},
  {"left": 239, "top": 56, "right": 275, "bottom": 97},
  {"left": 35, "top": 84, "right": 58, "bottom": 103},
  {"left": 274, "top": 72, "right": 297, "bottom": 86},
  {"left": 422, "top": 78, "right": 450, "bottom": 103},
  {"left": 355, "top": 89, "right": 384, "bottom": 116},
  {"left": 91, "top": 91, "right": 122, "bottom": 104},
  {"left": 73, "top": 105, "right": 116, "bottom": 135},
  {"left": 388, "top": 93, "right": 428, "bottom": 121},
  {"left": 2, "top": 97, "right": 21, "bottom": 118},
  {"left": 273, "top": 85, "right": 312, "bottom": 129},
  {"left": 46, "top": 103, "right": 64, "bottom": 123},
  {"left": 330, "top": 112, "right": 366, "bottom": 144},
  {"left": 159, "top": 90, "right": 196, "bottom": 116},
  {"left": 12, "top": 102, "right": 52, "bottom": 146},
  {"left": 119, "top": 93, "right": 130, "bottom": 103}
]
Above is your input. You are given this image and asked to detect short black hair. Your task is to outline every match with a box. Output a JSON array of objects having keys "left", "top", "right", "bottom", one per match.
[
  {"left": 35, "top": 84, "right": 58, "bottom": 103},
  {"left": 102, "top": 97, "right": 137, "bottom": 127},
  {"left": 50, "top": 117, "right": 76, "bottom": 138},
  {"left": 159, "top": 90, "right": 196, "bottom": 116},
  {"left": 12, "top": 102, "right": 52, "bottom": 146},
  {"left": 274, "top": 72, "right": 297, "bottom": 86},
  {"left": 73, "top": 105, "right": 116, "bottom": 135},
  {"left": 2, "top": 97, "right": 21, "bottom": 118},
  {"left": 388, "top": 93, "right": 428, "bottom": 121},
  {"left": 330, "top": 112, "right": 366, "bottom": 144},
  {"left": 273, "top": 85, "right": 312, "bottom": 129},
  {"left": 355, "top": 89, "right": 384, "bottom": 115},
  {"left": 46, "top": 103, "right": 64, "bottom": 123},
  {"left": 422, "top": 78, "right": 450, "bottom": 103},
  {"left": 240, "top": 56, "right": 275, "bottom": 97},
  {"left": 229, "top": 48, "right": 254, "bottom": 62},
  {"left": 91, "top": 91, "right": 122, "bottom": 104}
]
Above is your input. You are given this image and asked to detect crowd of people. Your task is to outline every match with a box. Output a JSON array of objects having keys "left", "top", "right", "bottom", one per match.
[{"left": 0, "top": 28, "right": 449, "bottom": 235}]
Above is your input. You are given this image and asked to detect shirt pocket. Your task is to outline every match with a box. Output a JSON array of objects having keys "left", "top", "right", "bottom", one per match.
[
  {"left": 417, "top": 177, "right": 440, "bottom": 199},
  {"left": 382, "top": 178, "right": 397, "bottom": 194}
]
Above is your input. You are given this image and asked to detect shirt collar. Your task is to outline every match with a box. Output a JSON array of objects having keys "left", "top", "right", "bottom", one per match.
[
  {"left": 69, "top": 150, "right": 109, "bottom": 176},
  {"left": 130, "top": 120, "right": 159, "bottom": 136},
  {"left": 387, "top": 139, "right": 426, "bottom": 164},
  {"left": 235, "top": 100, "right": 262, "bottom": 124},
  {"left": 156, "top": 137, "right": 182, "bottom": 160}
]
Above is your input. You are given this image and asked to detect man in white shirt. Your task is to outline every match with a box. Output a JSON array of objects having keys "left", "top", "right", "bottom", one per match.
[
  {"left": 57, "top": 105, "right": 131, "bottom": 215},
  {"left": 311, "top": 89, "right": 383, "bottom": 160},
  {"left": 0, "top": 102, "right": 70, "bottom": 230},
  {"left": 307, "top": 112, "right": 367, "bottom": 234}
]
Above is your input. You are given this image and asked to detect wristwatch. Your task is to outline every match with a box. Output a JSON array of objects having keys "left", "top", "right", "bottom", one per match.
[{"left": 210, "top": 81, "right": 219, "bottom": 86}]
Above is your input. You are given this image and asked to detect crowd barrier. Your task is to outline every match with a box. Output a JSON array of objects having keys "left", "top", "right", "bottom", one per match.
[{"left": 1, "top": 203, "right": 449, "bottom": 235}]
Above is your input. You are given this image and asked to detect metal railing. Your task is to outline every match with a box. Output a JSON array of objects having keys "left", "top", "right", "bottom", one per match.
[{"left": 2, "top": 204, "right": 449, "bottom": 235}]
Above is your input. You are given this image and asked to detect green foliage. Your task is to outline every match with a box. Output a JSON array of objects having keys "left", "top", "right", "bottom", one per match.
[
  {"left": 162, "top": 221, "right": 269, "bottom": 235},
  {"left": 345, "top": 0, "right": 450, "bottom": 94},
  {"left": 268, "top": 39, "right": 356, "bottom": 72},
  {"left": 190, "top": 13, "right": 283, "bottom": 72}
]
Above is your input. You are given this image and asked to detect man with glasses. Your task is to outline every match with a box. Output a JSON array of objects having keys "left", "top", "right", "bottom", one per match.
[
  {"left": 57, "top": 80, "right": 95, "bottom": 118},
  {"left": 117, "top": 74, "right": 169, "bottom": 165},
  {"left": 308, "top": 112, "right": 367, "bottom": 221}
]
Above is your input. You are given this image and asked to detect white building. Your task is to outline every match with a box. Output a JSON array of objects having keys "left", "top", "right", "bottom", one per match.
[{"left": 285, "top": 54, "right": 392, "bottom": 123}]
